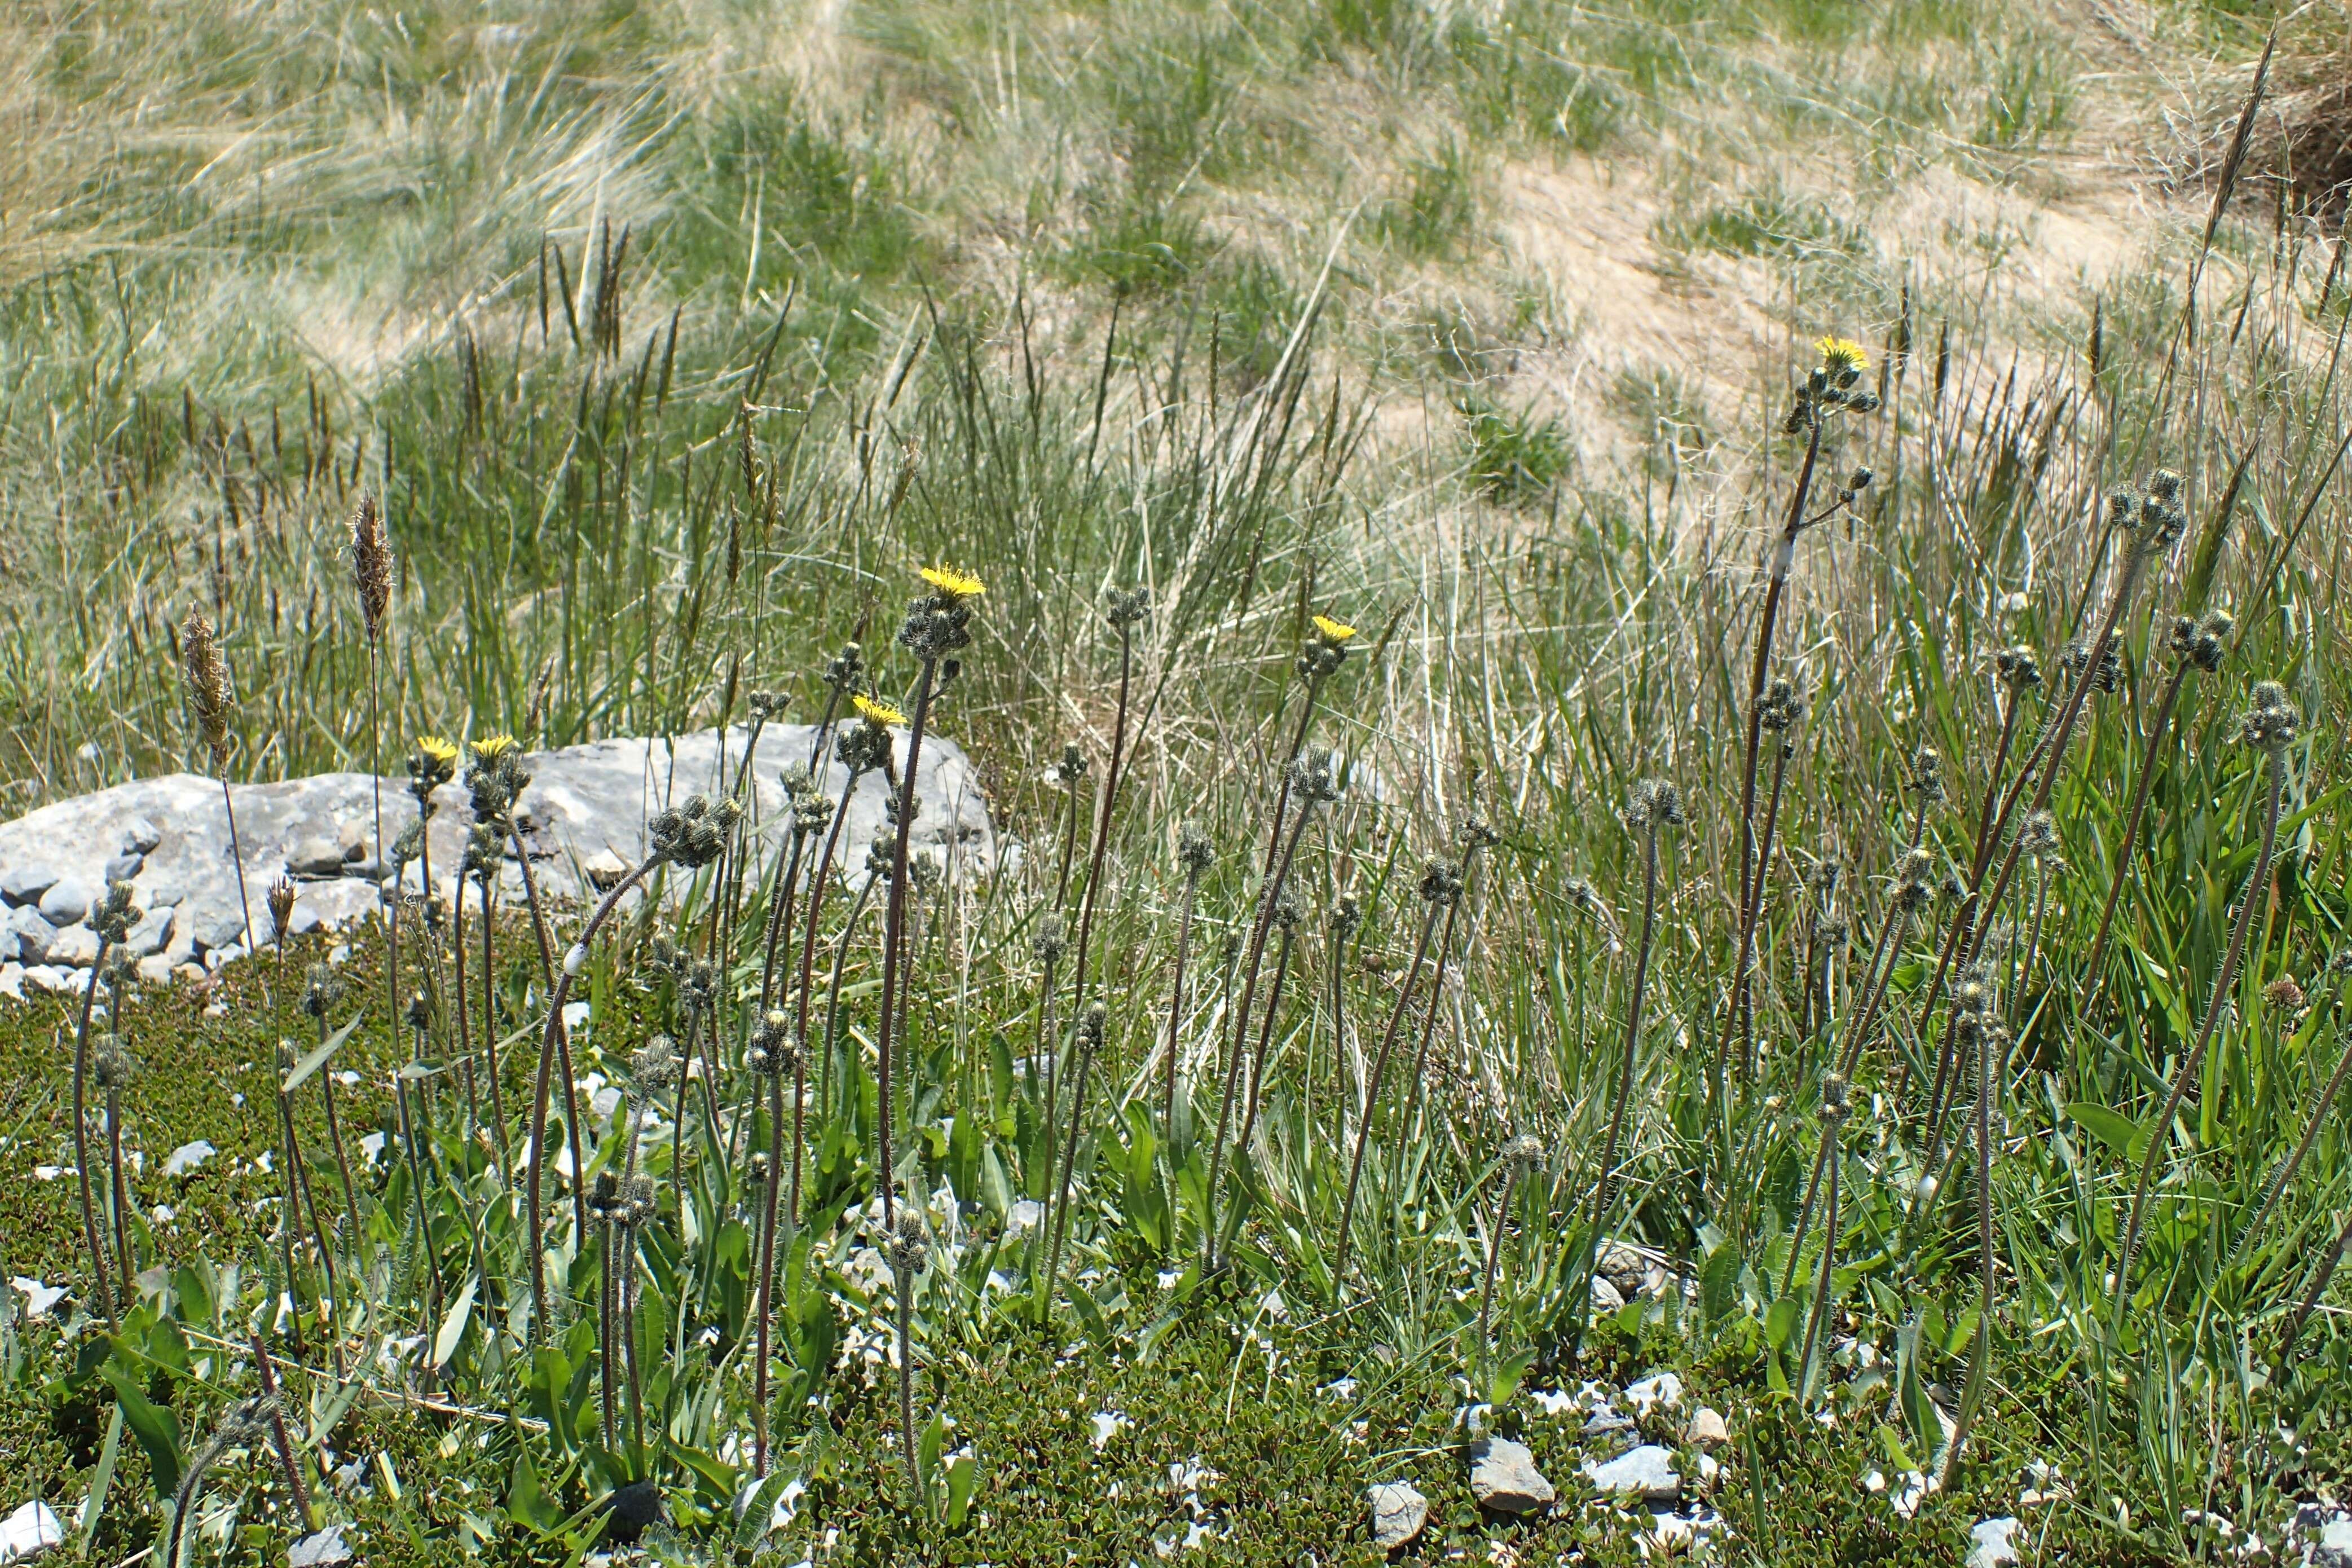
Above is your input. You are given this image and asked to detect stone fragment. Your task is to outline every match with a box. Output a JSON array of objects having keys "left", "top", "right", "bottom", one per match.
[
  {"left": 38, "top": 878, "right": 94, "bottom": 927},
  {"left": 1623, "top": 1372, "right": 1682, "bottom": 1416},
  {"left": 104, "top": 853, "right": 144, "bottom": 883},
  {"left": 1685, "top": 1407, "right": 1730, "bottom": 1446},
  {"left": 288, "top": 838, "right": 346, "bottom": 878},
  {"left": 1591, "top": 1275, "right": 1626, "bottom": 1310},
  {"left": 0, "top": 865, "right": 58, "bottom": 906},
  {"left": 121, "top": 818, "right": 163, "bottom": 854},
  {"left": 1468, "top": 1437, "right": 1554, "bottom": 1514},
  {"left": 1582, "top": 1444, "right": 1681, "bottom": 1503},
  {"left": 47, "top": 926, "right": 99, "bottom": 968},
  {"left": 0, "top": 1499, "right": 66, "bottom": 1563},
  {"left": 123, "top": 905, "right": 173, "bottom": 958},
  {"left": 336, "top": 822, "right": 367, "bottom": 861},
  {"left": 1367, "top": 1481, "right": 1427, "bottom": 1551},
  {"left": 4, "top": 907, "right": 51, "bottom": 964},
  {"left": 1966, "top": 1517, "right": 2021, "bottom": 1568}
]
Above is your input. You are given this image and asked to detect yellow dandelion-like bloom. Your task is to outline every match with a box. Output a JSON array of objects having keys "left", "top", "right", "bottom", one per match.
[
  {"left": 1814, "top": 336, "right": 1868, "bottom": 373},
  {"left": 853, "top": 694, "right": 909, "bottom": 728},
  {"left": 919, "top": 566, "right": 985, "bottom": 600},
  {"left": 416, "top": 735, "right": 460, "bottom": 767},
  {"left": 470, "top": 734, "right": 518, "bottom": 760},
  {"left": 1311, "top": 614, "right": 1359, "bottom": 644}
]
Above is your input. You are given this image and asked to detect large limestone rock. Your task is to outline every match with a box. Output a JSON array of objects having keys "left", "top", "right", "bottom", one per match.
[{"left": 0, "top": 725, "right": 993, "bottom": 984}]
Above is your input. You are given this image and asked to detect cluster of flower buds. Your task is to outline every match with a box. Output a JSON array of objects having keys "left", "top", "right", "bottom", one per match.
[
  {"left": 2111, "top": 469, "right": 2190, "bottom": 553},
  {"left": 410, "top": 734, "right": 460, "bottom": 810},
  {"left": 650, "top": 793, "right": 742, "bottom": 869},
  {"left": 1177, "top": 823, "right": 1214, "bottom": 877},
  {"left": 1758, "top": 676, "right": 1807, "bottom": 737},
  {"left": 1994, "top": 645, "right": 2041, "bottom": 691},
  {"left": 1419, "top": 858, "right": 1465, "bottom": 906},
  {"left": 1622, "top": 777, "right": 1685, "bottom": 834},
  {"left": 2167, "top": 609, "right": 2234, "bottom": 675},
  {"left": 629, "top": 1035, "right": 683, "bottom": 1097},
  {"left": 785, "top": 768, "right": 834, "bottom": 837},
  {"left": 92, "top": 880, "right": 142, "bottom": 946},
  {"left": 465, "top": 735, "right": 530, "bottom": 825},
  {"left": 2239, "top": 681, "right": 2301, "bottom": 753},
  {"left": 1891, "top": 848, "right": 1939, "bottom": 914},
  {"left": 839, "top": 695, "right": 898, "bottom": 774},
  {"left": 300, "top": 961, "right": 345, "bottom": 1020},
  {"left": 1297, "top": 613, "right": 1359, "bottom": 683},
  {"left": 899, "top": 567, "right": 981, "bottom": 672},
  {"left": 1285, "top": 747, "right": 1344, "bottom": 807},
  {"left": 746, "top": 1010, "right": 800, "bottom": 1078},
  {"left": 589, "top": 1168, "right": 660, "bottom": 1230},
  {"left": 823, "top": 642, "right": 865, "bottom": 698},
  {"left": 1908, "top": 746, "right": 1945, "bottom": 806},
  {"left": 2059, "top": 636, "right": 2124, "bottom": 695},
  {"left": 1784, "top": 336, "right": 1882, "bottom": 434},
  {"left": 1104, "top": 585, "right": 1152, "bottom": 630}
]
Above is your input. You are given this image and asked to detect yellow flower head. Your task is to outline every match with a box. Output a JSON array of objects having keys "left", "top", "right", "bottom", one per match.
[
  {"left": 470, "top": 734, "right": 518, "bottom": 760},
  {"left": 1311, "top": 614, "right": 1359, "bottom": 644},
  {"left": 416, "top": 735, "right": 460, "bottom": 767},
  {"left": 1815, "top": 336, "right": 1869, "bottom": 375},
  {"left": 919, "top": 566, "right": 985, "bottom": 601},
  {"left": 852, "top": 694, "right": 909, "bottom": 729}
]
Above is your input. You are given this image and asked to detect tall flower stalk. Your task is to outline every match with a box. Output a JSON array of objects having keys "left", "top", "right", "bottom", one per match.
[
  {"left": 1724, "top": 341, "right": 1876, "bottom": 1096},
  {"left": 889, "top": 1215, "right": 928, "bottom": 1504},
  {"left": 747, "top": 1010, "right": 800, "bottom": 1476},
  {"left": 2076, "top": 611, "right": 2233, "bottom": 1025},
  {"left": 795, "top": 705, "right": 891, "bottom": 1153},
  {"left": 1795, "top": 1073, "right": 1852, "bottom": 1400},
  {"left": 1477, "top": 1134, "right": 1545, "bottom": 1393},
  {"left": 528, "top": 793, "right": 737, "bottom": 1338},
  {"left": 1571, "top": 779, "right": 1681, "bottom": 1349},
  {"left": 74, "top": 884, "right": 139, "bottom": 1328},
  {"left": 1161, "top": 826, "right": 1214, "bottom": 1135},
  {"left": 2117, "top": 681, "right": 2297, "bottom": 1307},
  {"left": 1042, "top": 1001, "right": 1107, "bottom": 1310},
  {"left": 1943, "top": 969, "right": 2012, "bottom": 1485},
  {"left": 1209, "top": 751, "right": 1340, "bottom": 1262},
  {"left": 1333, "top": 856, "right": 1464, "bottom": 1290},
  {"left": 1716, "top": 678, "right": 1805, "bottom": 1083},
  {"left": 299, "top": 964, "right": 363, "bottom": 1250},
  {"left": 872, "top": 568, "right": 981, "bottom": 1225}
]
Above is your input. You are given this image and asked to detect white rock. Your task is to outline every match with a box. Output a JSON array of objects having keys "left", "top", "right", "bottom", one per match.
[
  {"left": 1591, "top": 1275, "right": 1626, "bottom": 1310},
  {"left": 1089, "top": 1410, "right": 1129, "bottom": 1451},
  {"left": 0, "top": 864, "right": 60, "bottom": 906},
  {"left": 1583, "top": 1443, "right": 1680, "bottom": 1503},
  {"left": 38, "top": 878, "right": 94, "bottom": 927},
  {"left": 1468, "top": 1437, "right": 1554, "bottom": 1514},
  {"left": 1685, "top": 1407, "right": 1730, "bottom": 1446},
  {"left": 2319, "top": 1517, "right": 2352, "bottom": 1568},
  {"left": 46, "top": 926, "right": 99, "bottom": 968},
  {"left": 1966, "top": 1517, "right": 2021, "bottom": 1568},
  {"left": 1368, "top": 1481, "right": 1427, "bottom": 1550},
  {"left": 0, "top": 1500, "right": 60, "bottom": 1562},
  {"left": 0, "top": 964, "right": 20, "bottom": 1000},
  {"left": 10, "top": 1278, "right": 67, "bottom": 1320},
  {"left": 288, "top": 1525, "right": 353, "bottom": 1566},
  {"left": 1623, "top": 1372, "right": 1682, "bottom": 1416},
  {"left": 163, "top": 1141, "right": 215, "bottom": 1177}
]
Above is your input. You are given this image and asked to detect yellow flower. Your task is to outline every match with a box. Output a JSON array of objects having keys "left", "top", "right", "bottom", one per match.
[
  {"left": 470, "top": 734, "right": 518, "bottom": 760},
  {"left": 1814, "top": 336, "right": 1869, "bottom": 374},
  {"left": 416, "top": 735, "right": 460, "bottom": 766},
  {"left": 1311, "top": 614, "right": 1359, "bottom": 644},
  {"left": 919, "top": 566, "right": 985, "bottom": 600},
  {"left": 852, "top": 694, "right": 909, "bottom": 728}
]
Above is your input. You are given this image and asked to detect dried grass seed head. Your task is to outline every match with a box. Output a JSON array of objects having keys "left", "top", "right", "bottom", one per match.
[
  {"left": 2266, "top": 976, "right": 2308, "bottom": 1014},
  {"left": 349, "top": 493, "right": 393, "bottom": 641},
  {"left": 178, "top": 609, "right": 237, "bottom": 767},
  {"left": 266, "top": 874, "right": 298, "bottom": 937},
  {"left": 1501, "top": 1133, "right": 1546, "bottom": 1166}
]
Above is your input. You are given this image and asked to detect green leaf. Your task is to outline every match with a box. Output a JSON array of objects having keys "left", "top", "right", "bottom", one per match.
[
  {"left": 2067, "top": 1102, "right": 2148, "bottom": 1162},
  {"left": 918, "top": 1411, "right": 946, "bottom": 1491},
  {"left": 507, "top": 1447, "right": 562, "bottom": 1534},
  {"left": 105, "top": 1367, "right": 182, "bottom": 1499},
  {"left": 1763, "top": 1296, "right": 1800, "bottom": 1349},
  {"left": 1487, "top": 1347, "right": 1536, "bottom": 1407},
  {"left": 944, "top": 1448, "right": 978, "bottom": 1529},
  {"left": 281, "top": 1014, "right": 364, "bottom": 1095},
  {"left": 1701, "top": 1240, "right": 1743, "bottom": 1319},
  {"left": 433, "top": 1275, "right": 478, "bottom": 1369},
  {"left": 76, "top": 1404, "right": 124, "bottom": 1546}
]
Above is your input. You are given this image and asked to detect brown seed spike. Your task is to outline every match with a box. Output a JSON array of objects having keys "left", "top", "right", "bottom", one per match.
[
  {"left": 179, "top": 608, "right": 236, "bottom": 767},
  {"left": 350, "top": 492, "right": 393, "bottom": 641}
]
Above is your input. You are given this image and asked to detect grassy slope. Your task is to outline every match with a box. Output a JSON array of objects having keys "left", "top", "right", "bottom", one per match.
[{"left": 6, "top": 1, "right": 2352, "bottom": 1564}]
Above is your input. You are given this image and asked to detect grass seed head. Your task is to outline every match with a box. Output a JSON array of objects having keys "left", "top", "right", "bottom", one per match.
[
  {"left": 267, "top": 874, "right": 297, "bottom": 939},
  {"left": 349, "top": 492, "right": 393, "bottom": 641},
  {"left": 178, "top": 609, "right": 236, "bottom": 767}
]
